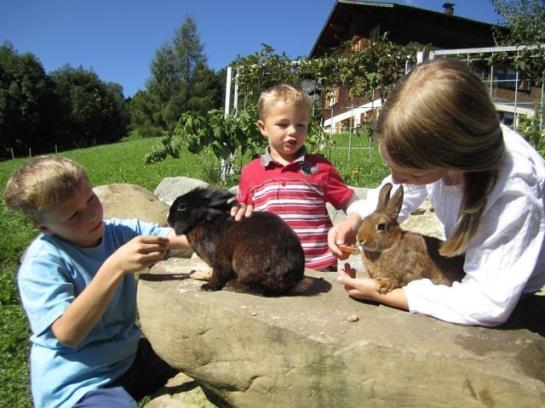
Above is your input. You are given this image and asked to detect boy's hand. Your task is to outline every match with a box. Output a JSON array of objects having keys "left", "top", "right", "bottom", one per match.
[
  {"left": 230, "top": 204, "right": 254, "bottom": 221},
  {"left": 107, "top": 235, "right": 169, "bottom": 274}
]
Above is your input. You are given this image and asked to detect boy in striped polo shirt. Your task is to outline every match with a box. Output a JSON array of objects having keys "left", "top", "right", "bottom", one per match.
[{"left": 236, "top": 84, "right": 356, "bottom": 271}]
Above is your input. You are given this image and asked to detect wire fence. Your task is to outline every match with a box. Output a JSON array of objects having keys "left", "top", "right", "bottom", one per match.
[
  {"left": 0, "top": 145, "right": 62, "bottom": 162},
  {"left": 427, "top": 45, "right": 544, "bottom": 130},
  {"left": 313, "top": 45, "right": 545, "bottom": 175}
]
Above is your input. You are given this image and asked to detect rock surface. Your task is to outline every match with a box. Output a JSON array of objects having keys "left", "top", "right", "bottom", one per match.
[
  {"left": 145, "top": 372, "right": 222, "bottom": 408},
  {"left": 138, "top": 256, "right": 545, "bottom": 408},
  {"left": 94, "top": 183, "right": 169, "bottom": 226},
  {"left": 97, "top": 180, "right": 544, "bottom": 407},
  {"left": 154, "top": 176, "right": 209, "bottom": 206},
  {"left": 96, "top": 182, "right": 195, "bottom": 258}
]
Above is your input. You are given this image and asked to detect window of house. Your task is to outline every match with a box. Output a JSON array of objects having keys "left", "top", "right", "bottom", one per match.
[
  {"left": 495, "top": 66, "right": 531, "bottom": 92},
  {"left": 351, "top": 37, "right": 367, "bottom": 52},
  {"left": 325, "top": 87, "right": 339, "bottom": 108}
]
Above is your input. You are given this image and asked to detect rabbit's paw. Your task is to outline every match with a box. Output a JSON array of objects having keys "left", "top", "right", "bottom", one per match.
[
  {"left": 375, "top": 277, "right": 396, "bottom": 294},
  {"left": 201, "top": 282, "right": 222, "bottom": 291}
]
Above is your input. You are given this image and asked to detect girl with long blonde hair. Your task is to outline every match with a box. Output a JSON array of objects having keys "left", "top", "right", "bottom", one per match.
[{"left": 329, "top": 58, "right": 545, "bottom": 326}]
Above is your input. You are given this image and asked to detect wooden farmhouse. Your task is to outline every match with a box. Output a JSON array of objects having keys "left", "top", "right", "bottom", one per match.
[{"left": 308, "top": 1, "right": 539, "bottom": 131}]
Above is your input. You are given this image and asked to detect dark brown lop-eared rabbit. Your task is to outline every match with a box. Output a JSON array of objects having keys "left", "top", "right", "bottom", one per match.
[
  {"left": 168, "top": 187, "right": 308, "bottom": 296},
  {"left": 356, "top": 183, "right": 465, "bottom": 294}
]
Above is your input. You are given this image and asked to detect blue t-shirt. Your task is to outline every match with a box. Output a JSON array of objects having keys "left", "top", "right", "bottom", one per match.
[{"left": 17, "top": 218, "right": 170, "bottom": 408}]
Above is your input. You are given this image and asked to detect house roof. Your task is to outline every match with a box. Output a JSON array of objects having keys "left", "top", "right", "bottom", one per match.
[{"left": 309, "top": 0, "right": 503, "bottom": 58}]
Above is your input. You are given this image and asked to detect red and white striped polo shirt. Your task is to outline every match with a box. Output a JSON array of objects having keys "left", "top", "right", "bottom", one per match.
[{"left": 238, "top": 149, "right": 354, "bottom": 270}]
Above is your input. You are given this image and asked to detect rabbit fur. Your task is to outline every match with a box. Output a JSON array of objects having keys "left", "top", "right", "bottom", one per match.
[
  {"left": 356, "top": 183, "right": 465, "bottom": 294},
  {"left": 167, "top": 187, "right": 306, "bottom": 296}
]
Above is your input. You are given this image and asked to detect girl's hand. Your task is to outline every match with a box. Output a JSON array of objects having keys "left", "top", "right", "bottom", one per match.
[
  {"left": 337, "top": 263, "right": 409, "bottom": 310},
  {"left": 336, "top": 263, "right": 379, "bottom": 300},
  {"left": 328, "top": 213, "right": 362, "bottom": 259},
  {"left": 107, "top": 235, "right": 169, "bottom": 274},
  {"left": 231, "top": 203, "right": 254, "bottom": 221}
]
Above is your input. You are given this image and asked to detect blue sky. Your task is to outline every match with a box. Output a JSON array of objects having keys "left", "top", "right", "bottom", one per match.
[{"left": 0, "top": 1, "right": 500, "bottom": 97}]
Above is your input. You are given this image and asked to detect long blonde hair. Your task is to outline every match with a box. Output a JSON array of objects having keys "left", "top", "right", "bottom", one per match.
[
  {"left": 375, "top": 59, "right": 505, "bottom": 256},
  {"left": 3, "top": 155, "right": 88, "bottom": 223}
]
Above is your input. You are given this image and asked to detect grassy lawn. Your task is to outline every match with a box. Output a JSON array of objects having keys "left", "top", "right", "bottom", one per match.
[{"left": 0, "top": 134, "right": 387, "bottom": 407}]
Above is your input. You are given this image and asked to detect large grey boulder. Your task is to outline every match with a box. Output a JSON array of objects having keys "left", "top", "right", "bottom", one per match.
[
  {"left": 94, "top": 183, "right": 169, "bottom": 226},
  {"left": 94, "top": 182, "right": 193, "bottom": 257},
  {"left": 138, "top": 256, "right": 545, "bottom": 408},
  {"left": 154, "top": 177, "right": 209, "bottom": 206},
  {"left": 400, "top": 198, "right": 445, "bottom": 239},
  {"left": 145, "top": 372, "right": 221, "bottom": 408}
]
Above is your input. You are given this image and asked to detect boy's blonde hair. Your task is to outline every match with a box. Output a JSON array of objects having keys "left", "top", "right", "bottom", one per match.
[
  {"left": 258, "top": 84, "right": 312, "bottom": 121},
  {"left": 375, "top": 58, "right": 505, "bottom": 256},
  {"left": 3, "top": 156, "right": 89, "bottom": 223}
]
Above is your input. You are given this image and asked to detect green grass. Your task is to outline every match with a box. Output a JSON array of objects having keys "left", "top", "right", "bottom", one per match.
[
  {"left": 0, "top": 134, "right": 386, "bottom": 407},
  {"left": 326, "top": 131, "right": 389, "bottom": 187}
]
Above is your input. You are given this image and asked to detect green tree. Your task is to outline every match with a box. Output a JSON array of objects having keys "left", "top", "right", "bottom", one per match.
[
  {"left": 491, "top": 0, "right": 545, "bottom": 45},
  {"left": 50, "top": 66, "right": 129, "bottom": 148},
  {"left": 131, "top": 16, "right": 223, "bottom": 136},
  {"left": 234, "top": 44, "right": 302, "bottom": 109},
  {"left": 490, "top": 0, "right": 545, "bottom": 79},
  {"left": 187, "top": 63, "right": 223, "bottom": 113},
  {"left": 0, "top": 42, "right": 57, "bottom": 155},
  {"left": 147, "top": 43, "right": 181, "bottom": 130},
  {"left": 128, "top": 89, "right": 163, "bottom": 137}
]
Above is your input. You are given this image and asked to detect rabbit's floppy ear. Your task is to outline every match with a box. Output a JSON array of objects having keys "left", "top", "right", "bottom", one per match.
[
  {"left": 385, "top": 184, "right": 404, "bottom": 218},
  {"left": 376, "top": 183, "right": 393, "bottom": 212}
]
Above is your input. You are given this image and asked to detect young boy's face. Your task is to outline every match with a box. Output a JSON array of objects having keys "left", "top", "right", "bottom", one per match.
[
  {"left": 258, "top": 100, "right": 309, "bottom": 164},
  {"left": 36, "top": 179, "right": 105, "bottom": 247}
]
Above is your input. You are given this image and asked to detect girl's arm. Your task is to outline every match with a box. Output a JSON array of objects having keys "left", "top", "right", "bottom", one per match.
[
  {"left": 405, "top": 192, "right": 544, "bottom": 326},
  {"left": 347, "top": 178, "right": 428, "bottom": 223}
]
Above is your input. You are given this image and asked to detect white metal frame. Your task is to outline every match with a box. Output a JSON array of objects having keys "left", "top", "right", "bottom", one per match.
[{"left": 225, "top": 44, "right": 545, "bottom": 130}]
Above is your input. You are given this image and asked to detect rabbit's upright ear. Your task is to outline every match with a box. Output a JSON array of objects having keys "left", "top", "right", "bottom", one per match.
[
  {"left": 385, "top": 185, "right": 404, "bottom": 218},
  {"left": 208, "top": 189, "right": 236, "bottom": 210},
  {"left": 205, "top": 208, "right": 226, "bottom": 221},
  {"left": 376, "top": 183, "right": 393, "bottom": 211}
]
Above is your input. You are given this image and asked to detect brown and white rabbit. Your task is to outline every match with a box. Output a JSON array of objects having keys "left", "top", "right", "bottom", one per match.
[
  {"left": 167, "top": 187, "right": 307, "bottom": 296},
  {"left": 356, "top": 183, "right": 465, "bottom": 294}
]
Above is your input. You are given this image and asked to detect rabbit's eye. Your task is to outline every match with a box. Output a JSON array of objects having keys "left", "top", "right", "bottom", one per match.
[
  {"left": 177, "top": 204, "right": 187, "bottom": 212},
  {"left": 377, "top": 223, "right": 387, "bottom": 232}
]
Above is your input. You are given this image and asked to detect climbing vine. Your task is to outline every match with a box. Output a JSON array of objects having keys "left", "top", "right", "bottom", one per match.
[
  {"left": 234, "top": 37, "right": 422, "bottom": 106},
  {"left": 145, "top": 38, "right": 420, "bottom": 174},
  {"left": 145, "top": 36, "right": 545, "bottom": 175}
]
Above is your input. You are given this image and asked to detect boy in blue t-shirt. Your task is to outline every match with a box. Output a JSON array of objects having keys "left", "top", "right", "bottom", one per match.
[{"left": 3, "top": 156, "right": 190, "bottom": 408}]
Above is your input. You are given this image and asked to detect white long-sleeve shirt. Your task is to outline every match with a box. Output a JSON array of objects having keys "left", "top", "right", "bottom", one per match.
[{"left": 347, "top": 125, "right": 545, "bottom": 326}]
